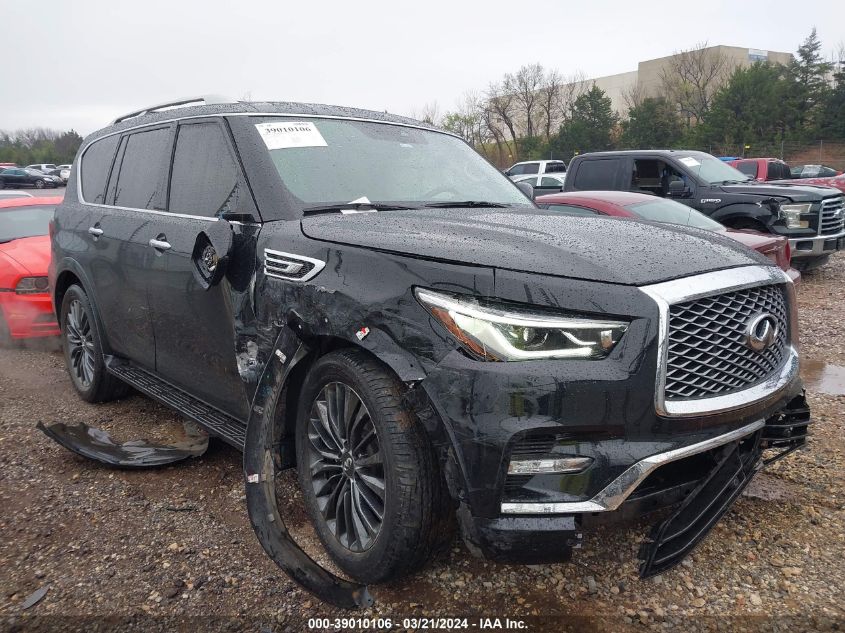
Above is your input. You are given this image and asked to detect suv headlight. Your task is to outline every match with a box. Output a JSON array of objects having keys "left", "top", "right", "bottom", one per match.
[
  {"left": 779, "top": 203, "right": 812, "bottom": 229},
  {"left": 415, "top": 288, "right": 628, "bottom": 361},
  {"left": 16, "top": 277, "right": 49, "bottom": 294}
]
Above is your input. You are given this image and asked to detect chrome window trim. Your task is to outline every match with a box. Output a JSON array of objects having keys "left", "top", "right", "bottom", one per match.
[
  {"left": 263, "top": 249, "right": 325, "bottom": 282},
  {"left": 500, "top": 418, "right": 765, "bottom": 515},
  {"left": 77, "top": 111, "right": 461, "bottom": 212},
  {"left": 78, "top": 201, "right": 218, "bottom": 223},
  {"left": 640, "top": 265, "right": 797, "bottom": 417}
]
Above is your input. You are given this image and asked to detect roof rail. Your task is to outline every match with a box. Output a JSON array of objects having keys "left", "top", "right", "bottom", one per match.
[{"left": 109, "top": 95, "right": 236, "bottom": 125}]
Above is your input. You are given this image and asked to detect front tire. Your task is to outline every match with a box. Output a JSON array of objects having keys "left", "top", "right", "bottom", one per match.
[
  {"left": 60, "top": 284, "right": 129, "bottom": 402},
  {"left": 295, "top": 349, "right": 446, "bottom": 584},
  {"left": 34, "top": 179, "right": 45, "bottom": 189}
]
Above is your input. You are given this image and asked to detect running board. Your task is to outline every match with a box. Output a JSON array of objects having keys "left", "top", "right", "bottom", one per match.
[{"left": 106, "top": 359, "right": 246, "bottom": 450}]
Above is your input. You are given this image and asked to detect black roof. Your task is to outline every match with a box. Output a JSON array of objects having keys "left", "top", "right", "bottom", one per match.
[
  {"left": 85, "top": 100, "right": 440, "bottom": 144},
  {"left": 575, "top": 149, "right": 710, "bottom": 158}
]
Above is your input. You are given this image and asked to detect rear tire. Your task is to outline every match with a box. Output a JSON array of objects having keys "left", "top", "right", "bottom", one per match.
[
  {"left": 295, "top": 349, "right": 447, "bottom": 584},
  {"left": 60, "top": 284, "right": 130, "bottom": 403}
]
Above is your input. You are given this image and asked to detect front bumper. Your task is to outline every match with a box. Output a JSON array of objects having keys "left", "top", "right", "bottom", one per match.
[
  {"left": 0, "top": 291, "right": 60, "bottom": 338},
  {"left": 788, "top": 229, "right": 845, "bottom": 259}
]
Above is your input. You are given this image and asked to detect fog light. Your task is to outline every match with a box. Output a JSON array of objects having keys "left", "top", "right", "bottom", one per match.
[{"left": 507, "top": 455, "right": 593, "bottom": 475}]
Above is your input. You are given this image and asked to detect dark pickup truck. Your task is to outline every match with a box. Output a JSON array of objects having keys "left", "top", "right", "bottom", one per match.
[{"left": 563, "top": 150, "right": 845, "bottom": 269}]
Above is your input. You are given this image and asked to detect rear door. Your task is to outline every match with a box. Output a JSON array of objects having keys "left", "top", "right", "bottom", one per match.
[
  {"left": 86, "top": 125, "right": 174, "bottom": 369},
  {"left": 145, "top": 118, "right": 257, "bottom": 419}
]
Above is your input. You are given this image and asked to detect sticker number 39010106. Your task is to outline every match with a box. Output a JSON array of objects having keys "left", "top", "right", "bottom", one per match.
[{"left": 255, "top": 121, "right": 328, "bottom": 150}]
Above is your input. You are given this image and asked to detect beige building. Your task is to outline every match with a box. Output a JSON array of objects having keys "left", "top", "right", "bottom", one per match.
[{"left": 570, "top": 45, "right": 793, "bottom": 116}]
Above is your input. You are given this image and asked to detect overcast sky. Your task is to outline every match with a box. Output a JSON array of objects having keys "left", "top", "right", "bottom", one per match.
[{"left": 1, "top": 0, "right": 843, "bottom": 136}]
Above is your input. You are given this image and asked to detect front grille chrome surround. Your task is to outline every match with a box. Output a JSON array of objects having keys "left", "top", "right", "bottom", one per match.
[
  {"left": 640, "top": 266, "right": 799, "bottom": 418},
  {"left": 819, "top": 196, "right": 845, "bottom": 236},
  {"left": 665, "top": 285, "right": 788, "bottom": 399}
]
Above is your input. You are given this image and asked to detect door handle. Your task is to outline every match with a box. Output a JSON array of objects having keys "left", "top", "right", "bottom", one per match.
[
  {"left": 149, "top": 238, "right": 172, "bottom": 251},
  {"left": 88, "top": 226, "right": 103, "bottom": 237}
]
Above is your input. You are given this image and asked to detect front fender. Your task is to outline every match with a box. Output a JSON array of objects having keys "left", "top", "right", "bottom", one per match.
[
  {"left": 242, "top": 324, "right": 374, "bottom": 609},
  {"left": 709, "top": 202, "right": 776, "bottom": 228}
]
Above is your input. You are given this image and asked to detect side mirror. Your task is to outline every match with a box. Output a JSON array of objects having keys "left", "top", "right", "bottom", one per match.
[
  {"left": 516, "top": 181, "right": 535, "bottom": 200},
  {"left": 668, "top": 180, "right": 690, "bottom": 197}
]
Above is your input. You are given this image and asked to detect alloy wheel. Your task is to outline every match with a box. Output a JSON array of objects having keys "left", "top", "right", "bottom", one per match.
[
  {"left": 65, "top": 299, "right": 95, "bottom": 388},
  {"left": 306, "top": 381, "right": 385, "bottom": 552}
]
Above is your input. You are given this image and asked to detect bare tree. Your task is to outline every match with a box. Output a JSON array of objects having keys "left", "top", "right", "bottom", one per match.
[
  {"left": 659, "top": 41, "right": 733, "bottom": 125},
  {"left": 504, "top": 63, "right": 544, "bottom": 138},
  {"left": 537, "top": 69, "right": 565, "bottom": 141},
  {"left": 621, "top": 82, "right": 646, "bottom": 112},
  {"left": 486, "top": 81, "right": 520, "bottom": 160}
]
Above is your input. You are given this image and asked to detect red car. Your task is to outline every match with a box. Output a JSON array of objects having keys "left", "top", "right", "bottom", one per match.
[
  {"left": 727, "top": 157, "right": 792, "bottom": 182},
  {"left": 0, "top": 196, "right": 62, "bottom": 342},
  {"left": 536, "top": 191, "right": 800, "bottom": 285}
]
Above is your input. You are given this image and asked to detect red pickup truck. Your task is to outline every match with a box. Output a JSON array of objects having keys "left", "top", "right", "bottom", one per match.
[{"left": 728, "top": 158, "right": 792, "bottom": 181}]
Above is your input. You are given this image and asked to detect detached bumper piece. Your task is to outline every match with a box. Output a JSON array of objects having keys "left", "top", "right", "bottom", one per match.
[
  {"left": 638, "top": 431, "right": 762, "bottom": 578},
  {"left": 36, "top": 420, "right": 209, "bottom": 468},
  {"left": 761, "top": 392, "right": 811, "bottom": 466}
]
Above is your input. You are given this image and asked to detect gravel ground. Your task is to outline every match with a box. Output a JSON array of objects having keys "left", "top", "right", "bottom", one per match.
[{"left": 1, "top": 257, "right": 844, "bottom": 632}]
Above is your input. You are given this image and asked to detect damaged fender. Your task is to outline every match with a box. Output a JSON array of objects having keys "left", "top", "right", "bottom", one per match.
[
  {"left": 36, "top": 420, "right": 209, "bottom": 468},
  {"left": 242, "top": 324, "right": 373, "bottom": 609}
]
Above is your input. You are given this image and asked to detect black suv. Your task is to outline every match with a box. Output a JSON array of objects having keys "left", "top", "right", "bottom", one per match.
[
  {"left": 49, "top": 99, "right": 811, "bottom": 608},
  {"left": 563, "top": 150, "right": 845, "bottom": 269}
]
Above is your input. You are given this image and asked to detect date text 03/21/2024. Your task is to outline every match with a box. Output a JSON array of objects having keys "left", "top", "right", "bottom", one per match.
[{"left": 307, "top": 618, "right": 527, "bottom": 630}]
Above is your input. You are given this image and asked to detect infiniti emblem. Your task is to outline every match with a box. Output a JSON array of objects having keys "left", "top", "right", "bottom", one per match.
[{"left": 744, "top": 313, "right": 778, "bottom": 352}]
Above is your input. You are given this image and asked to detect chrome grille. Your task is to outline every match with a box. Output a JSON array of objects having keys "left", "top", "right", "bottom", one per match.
[
  {"left": 665, "top": 284, "right": 788, "bottom": 400},
  {"left": 263, "top": 249, "right": 325, "bottom": 282},
  {"left": 820, "top": 196, "right": 844, "bottom": 235}
]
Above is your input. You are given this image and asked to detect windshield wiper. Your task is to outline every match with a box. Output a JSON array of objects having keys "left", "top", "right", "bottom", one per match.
[
  {"left": 422, "top": 200, "right": 511, "bottom": 208},
  {"left": 302, "top": 202, "right": 419, "bottom": 215}
]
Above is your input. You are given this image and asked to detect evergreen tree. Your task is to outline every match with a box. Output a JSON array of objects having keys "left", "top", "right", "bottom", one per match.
[
  {"left": 549, "top": 85, "right": 617, "bottom": 159},
  {"left": 620, "top": 97, "right": 683, "bottom": 148}
]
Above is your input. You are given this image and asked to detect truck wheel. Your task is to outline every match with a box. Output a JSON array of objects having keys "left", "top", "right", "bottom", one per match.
[
  {"left": 60, "top": 284, "right": 130, "bottom": 403},
  {"left": 725, "top": 218, "right": 766, "bottom": 232},
  {"left": 295, "top": 349, "right": 446, "bottom": 584}
]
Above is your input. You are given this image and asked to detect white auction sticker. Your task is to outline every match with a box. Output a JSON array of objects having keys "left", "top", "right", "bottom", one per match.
[
  {"left": 255, "top": 121, "right": 327, "bottom": 150},
  {"left": 679, "top": 156, "right": 701, "bottom": 167}
]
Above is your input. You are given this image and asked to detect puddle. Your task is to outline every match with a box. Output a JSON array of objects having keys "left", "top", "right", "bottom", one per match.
[{"left": 801, "top": 359, "right": 845, "bottom": 396}]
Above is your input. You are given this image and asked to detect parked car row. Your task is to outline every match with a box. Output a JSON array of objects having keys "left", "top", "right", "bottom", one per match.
[
  {"left": 0, "top": 163, "right": 72, "bottom": 189},
  {"left": 25, "top": 98, "right": 812, "bottom": 609}
]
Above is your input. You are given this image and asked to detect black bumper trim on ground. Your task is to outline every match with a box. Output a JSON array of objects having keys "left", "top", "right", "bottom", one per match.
[{"left": 638, "top": 431, "right": 763, "bottom": 578}]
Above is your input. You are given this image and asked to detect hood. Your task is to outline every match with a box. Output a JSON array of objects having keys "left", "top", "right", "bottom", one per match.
[
  {"left": 301, "top": 208, "right": 767, "bottom": 286},
  {"left": 0, "top": 235, "right": 51, "bottom": 277},
  {"left": 719, "top": 181, "right": 839, "bottom": 201}
]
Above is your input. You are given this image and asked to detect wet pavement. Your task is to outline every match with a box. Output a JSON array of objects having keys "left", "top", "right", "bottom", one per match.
[{"left": 801, "top": 359, "right": 845, "bottom": 396}]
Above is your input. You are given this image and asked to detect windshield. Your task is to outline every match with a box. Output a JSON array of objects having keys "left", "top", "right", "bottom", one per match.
[
  {"left": 258, "top": 117, "right": 530, "bottom": 210},
  {"left": 679, "top": 154, "right": 752, "bottom": 184},
  {"left": 626, "top": 199, "right": 724, "bottom": 231},
  {"left": 0, "top": 206, "right": 55, "bottom": 243}
]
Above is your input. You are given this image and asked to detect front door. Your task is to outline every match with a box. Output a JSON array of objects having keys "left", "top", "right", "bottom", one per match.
[{"left": 145, "top": 119, "right": 258, "bottom": 420}]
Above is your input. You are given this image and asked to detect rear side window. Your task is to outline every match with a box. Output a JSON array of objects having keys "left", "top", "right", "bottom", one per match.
[
  {"left": 735, "top": 161, "right": 758, "bottom": 178},
  {"left": 81, "top": 135, "right": 119, "bottom": 204},
  {"left": 168, "top": 123, "right": 241, "bottom": 217},
  {"left": 573, "top": 159, "right": 619, "bottom": 190},
  {"left": 113, "top": 127, "right": 171, "bottom": 210},
  {"left": 545, "top": 162, "right": 567, "bottom": 173}
]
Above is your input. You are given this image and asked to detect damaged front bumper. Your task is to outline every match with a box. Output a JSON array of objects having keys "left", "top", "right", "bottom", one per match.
[{"left": 450, "top": 390, "right": 811, "bottom": 574}]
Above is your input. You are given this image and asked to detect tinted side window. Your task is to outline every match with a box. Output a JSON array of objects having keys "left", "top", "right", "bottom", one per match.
[
  {"left": 573, "top": 159, "right": 619, "bottom": 190},
  {"left": 80, "top": 135, "right": 119, "bottom": 204},
  {"left": 523, "top": 163, "right": 540, "bottom": 174},
  {"left": 168, "top": 123, "right": 241, "bottom": 217},
  {"left": 113, "top": 127, "right": 171, "bottom": 210},
  {"left": 545, "top": 162, "right": 567, "bottom": 173},
  {"left": 735, "top": 161, "right": 758, "bottom": 178},
  {"left": 509, "top": 164, "right": 526, "bottom": 175}
]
